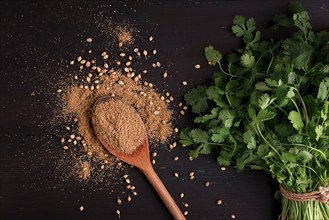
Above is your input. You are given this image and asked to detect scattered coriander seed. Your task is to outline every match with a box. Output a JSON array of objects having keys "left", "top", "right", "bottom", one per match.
[
  {"left": 117, "top": 197, "right": 122, "bottom": 205},
  {"left": 125, "top": 179, "right": 131, "bottom": 184},
  {"left": 70, "top": 60, "right": 75, "bottom": 65},
  {"left": 174, "top": 128, "right": 179, "bottom": 133},
  {"left": 182, "top": 202, "right": 189, "bottom": 208},
  {"left": 182, "top": 81, "right": 188, "bottom": 86},
  {"left": 194, "top": 64, "right": 201, "bottom": 69},
  {"left": 180, "top": 110, "right": 185, "bottom": 115},
  {"left": 103, "top": 54, "right": 109, "bottom": 60},
  {"left": 174, "top": 156, "right": 179, "bottom": 161},
  {"left": 123, "top": 174, "right": 128, "bottom": 179},
  {"left": 127, "top": 195, "right": 131, "bottom": 202},
  {"left": 153, "top": 49, "right": 157, "bottom": 55},
  {"left": 152, "top": 152, "right": 157, "bottom": 157},
  {"left": 142, "top": 69, "right": 148, "bottom": 74},
  {"left": 133, "top": 191, "right": 137, "bottom": 196},
  {"left": 133, "top": 48, "right": 139, "bottom": 52},
  {"left": 189, "top": 175, "right": 195, "bottom": 180},
  {"left": 70, "top": 134, "right": 75, "bottom": 139},
  {"left": 119, "top": 52, "right": 126, "bottom": 57},
  {"left": 127, "top": 184, "right": 131, "bottom": 189},
  {"left": 79, "top": 206, "right": 84, "bottom": 212},
  {"left": 118, "top": 42, "right": 123, "bottom": 47},
  {"left": 65, "top": 126, "right": 71, "bottom": 131},
  {"left": 172, "top": 142, "right": 177, "bottom": 148},
  {"left": 163, "top": 71, "right": 168, "bottom": 78},
  {"left": 204, "top": 181, "right": 210, "bottom": 187},
  {"left": 63, "top": 146, "right": 69, "bottom": 150},
  {"left": 57, "top": 89, "right": 62, "bottom": 93},
  {"left": 77, "top": 56, "right": 82, "bottom": 62},
  {"left": 188, "top": 171, "right": 194, "bottom": 177},
  {"left": 101, "top": 51, "right": 107, "bottom": 57},
  {"left": 116, "top": 210, "right": 121, "bottom": 219},
  {"left": 143, "top": 50, "right": 148, "bottom": 58},
  {"left": 60, "top": 137, "right": 65, "bottom": 143},
  {"left": 86, "top": 37, "right": 93, "bottom": 42},
  {"left": 80, "top": 59, "right": 86, "bottom": 64},
  {"left": 152, "top": 63, "right": 156, "bottom": 68},
  {"left": 183, "top": 106, "right": 188, "bottom": 110},
  {"left": 179, "top": 193, "right": 184, "bottom": 198},
  {"left": 149, "top": 36, "right": 154, "bottom": 41},
  {"left": 178, "top": 102, "right": 183, "bottom": 107},
  {"left": 85, "top": 61, "right": 91, "bottom": 67},
  {"left": 100, "top": 165, "right": 105, "bottom": 169},
  {"left": 216, "top": 199, "right": 223, "bottom": 205},
  {"left": 230, "top": 214, "right": 236, "bottom": 219},
  {"left": 152, "top": 159, "right": 156, "bottom": 164},
  {"left": 156, "top": 61, "right": 161, "bottom": 67},
  {"left": 220, "top": 167, "right": 226, "bottom": 171},
  {"left": 174, "top": 172, "right": 179, "bottom": 177},
  {"left": 184, "top": 211, "right": 188, "bottom": 216},
  {"left": 131, "top": 186, "right": 136, "bottom": 190},
  {"left": 118, "top": 80, "right": 125, "bottom": 85}
]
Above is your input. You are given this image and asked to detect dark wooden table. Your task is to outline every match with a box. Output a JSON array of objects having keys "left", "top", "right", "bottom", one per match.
[{"left": 1, "top": 1, "right": 328, "bottom": 220}]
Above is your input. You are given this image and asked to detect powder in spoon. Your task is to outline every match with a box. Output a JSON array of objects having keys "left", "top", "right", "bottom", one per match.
[{"left": 92, "top": 98, "right": 146, "bottom": 154}]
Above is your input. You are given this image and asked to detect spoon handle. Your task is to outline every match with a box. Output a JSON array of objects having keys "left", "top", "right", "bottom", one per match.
[{"left": 142, "top": 166, "right": 186, "bottom": 220}]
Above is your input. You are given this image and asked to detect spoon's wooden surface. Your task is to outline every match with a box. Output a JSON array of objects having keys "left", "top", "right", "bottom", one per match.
[{"left": 92, "top": 96, "right": 186, "bottom": 220}]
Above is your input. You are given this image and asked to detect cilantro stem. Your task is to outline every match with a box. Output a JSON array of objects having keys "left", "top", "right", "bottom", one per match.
[
  {"left": 281, "top": 143, "right": 327, "bottom": 160},
  {"left": 217, "top": 61, "right": 245, "bottom": 79},
  {"left": 292, "top": 87, "right": 309, "bottom": 126},
  {"left": 266, "top": 50, "right": 274, "bottom": 74},
  {"left": 207, "top": 142, "right": 232, "bottom": 147},
  {"left": 256, "top": 124, "right": 295, "bottom": 178}
]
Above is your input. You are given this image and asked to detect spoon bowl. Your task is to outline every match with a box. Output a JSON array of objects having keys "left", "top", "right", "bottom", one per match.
[{"left": 92, "top": 95, "right": 186, "bottom": 220}]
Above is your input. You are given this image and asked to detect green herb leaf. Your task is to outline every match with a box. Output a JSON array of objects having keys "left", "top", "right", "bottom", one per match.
[
  {"left": 205, "top": 46, "right": 222, "bottom": 65},
  {"left": 189, "top": 129, "right": 209, "bottom": 144},
  {"left": 288, "top": 110, "right": 304, "bottom": 131},
  {"left": 240, "top": 53, "right": 255, "bottom": 68},
  {"left": 184, "top": 85, "right": 208, "bottom": 114},
  {"left": 179, "top": 128, "right": 194, "bottom": 146}
]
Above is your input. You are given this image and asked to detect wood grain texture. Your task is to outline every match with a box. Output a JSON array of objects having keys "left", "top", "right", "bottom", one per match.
[{"left": 1, "top": 1, "right": 328, "bottom": 220}]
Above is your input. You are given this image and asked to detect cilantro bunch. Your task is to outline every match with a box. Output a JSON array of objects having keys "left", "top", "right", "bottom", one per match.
[{"left": 179, "top": 2, "right": 329, "bottom": 219}]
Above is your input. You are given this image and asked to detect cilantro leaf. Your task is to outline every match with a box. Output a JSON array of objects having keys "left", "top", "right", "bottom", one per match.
[
  {"left": 240, "top": 53, "right": 255, "bottom": 68},
  {"left": 211, "top": 126, "right": 230, "bottom": 143},
  {"left": 297, "top": 150, "right": 312, "bottom": 163},
  {"left": 317, "top": 80, "right": 328, "bottom": 101},
  {"left": 205, "top": 46, "right": 222, "bottom": 65},
  {"left": 257, "top": 109, "right": 276, "bottom": 122},
  {"left": 189, "top": 129, "right": 209, "bottom": 144},
  {"left": 288, "top": 110, "right": 304, "bottom": 131},
  {"left": 184, "top": 85, "right": 208, "bottom": 114},
  {"left": 258, "top": 93, "right": 276, "bottom": 110},
  {"left": 179, "top": 128, "right": 194, "bottom": 146}
]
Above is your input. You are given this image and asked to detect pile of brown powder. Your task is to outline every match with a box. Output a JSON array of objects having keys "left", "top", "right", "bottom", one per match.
[
  {"left": 92, "top": 98, "right": 147, "bottom": 154},
  {"left": 63, "top": 70, "right": 172, "bottom": 162},
  {"left": 54, "top": 22, "right": 174, "bottom": 186}
]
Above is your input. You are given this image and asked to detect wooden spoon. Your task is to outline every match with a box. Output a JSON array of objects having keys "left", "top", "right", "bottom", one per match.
[{"left": 92, "top": 96, "right": 186, "bottom": 220}]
